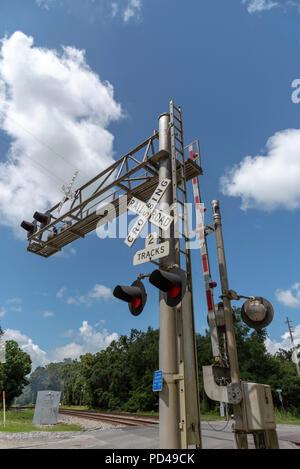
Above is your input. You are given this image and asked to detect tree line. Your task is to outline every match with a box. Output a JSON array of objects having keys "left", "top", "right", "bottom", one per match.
[{"left": 8, "top": 310, "right": 300, "bottom": 414}]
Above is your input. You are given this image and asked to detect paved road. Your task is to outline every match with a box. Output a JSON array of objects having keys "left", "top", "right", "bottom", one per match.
[{"left": 1, "top": 422, "right": 299, "bottom": 449}]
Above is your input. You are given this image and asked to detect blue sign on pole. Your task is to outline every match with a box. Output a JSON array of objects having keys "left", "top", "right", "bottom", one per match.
[{"left": 153, "top": 370, "right": 163, "bottom": 392}]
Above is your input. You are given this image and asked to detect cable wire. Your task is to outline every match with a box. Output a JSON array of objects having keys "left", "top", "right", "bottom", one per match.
[
  {"left": 205, "top": 403, "right": 231, "bottom": 432},
  {"left": 0, "top": 109, "right": 91, "bottom": 179}
]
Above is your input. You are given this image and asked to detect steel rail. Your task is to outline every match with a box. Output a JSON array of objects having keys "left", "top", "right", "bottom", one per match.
[{"left": 58, "top": 408, "right": 159, "bottom": 427}]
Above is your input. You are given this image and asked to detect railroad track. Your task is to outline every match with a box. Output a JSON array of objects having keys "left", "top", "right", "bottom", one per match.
[
  {"left": 14, "top": 407, "right": 159, "bottom": 427},
  {"left": 59, "top": 409, "right": 159, "bottom": 427}
]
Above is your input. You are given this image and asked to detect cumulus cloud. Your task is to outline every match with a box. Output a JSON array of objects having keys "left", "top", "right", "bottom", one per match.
[
  {"left": 2, "top": 321, "right": 118, "bottom": 369},
  {"left": 88, "top": 284, "right": 113, "bottom": 300},
  {"left": 220, "top": 129, "right": 300, "bottom": 211},
  {"left": 265, "top": 324, "right": 300, "bottom": 354},
  {"left": 66, "top": 283, "right": 113, "bottom": 306},
  {"left": 50, "top": 320, "right": 118, "bottom": 361},
  {"left": 275, "top": 283, "right": 300, "bottom": 308},
  {"left": 0, "top": 31, "right": 122, "bottom": 236},
  {"left": 3, "top": 328, "right": 49, "bottom": 370}
]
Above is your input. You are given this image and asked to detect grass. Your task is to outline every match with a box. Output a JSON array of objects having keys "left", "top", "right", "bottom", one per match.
[
  {"left": 274, "top": 410, "right": 300, "bottom": 425},
  {"left": 0, "top": 409, "right": 83, "bottom": 433}
]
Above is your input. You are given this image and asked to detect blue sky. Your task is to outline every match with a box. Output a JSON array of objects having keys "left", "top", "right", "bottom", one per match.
[{"left": 0, "top": 0, "right": 300, "bottom": 370}]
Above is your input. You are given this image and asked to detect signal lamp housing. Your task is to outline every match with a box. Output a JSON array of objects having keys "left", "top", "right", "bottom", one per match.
[
  {"left": 20, "top": 220, "right": 38, "bottom": 239},
  {"left": 113, "top": 279, "right": 147, "bottom": 316},
  {"left": 241, "top": 297, "right": 274, "bottom": 330},
  {"left": 149, "top": 267, "right": 187, "bottom": 307},
  {"left": 33, "top": 211, "right": 51, "bottom": 230}
]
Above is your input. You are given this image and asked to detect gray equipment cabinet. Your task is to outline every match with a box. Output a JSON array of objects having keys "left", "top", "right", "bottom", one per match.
[{"left": 33, "top": 390, "right": 61, "bottom": 425}]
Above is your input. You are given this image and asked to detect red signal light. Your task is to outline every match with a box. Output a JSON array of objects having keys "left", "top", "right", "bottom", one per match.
[
  {"left": 168, "top": 282, "right": 181, "bottom": 299},
  {"left": 131, "top": 297, "right": 141, "bottom": 309}
]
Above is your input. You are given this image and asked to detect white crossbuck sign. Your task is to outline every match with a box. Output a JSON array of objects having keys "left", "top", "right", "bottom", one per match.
[
  {"left": 124, "top": 178, "right": 171, "bottom": 248},
  {"left": 128, "top": 197, "right": 173, "bottom": 232}
]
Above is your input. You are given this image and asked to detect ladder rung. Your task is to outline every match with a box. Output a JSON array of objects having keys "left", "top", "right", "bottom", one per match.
[
  {"left": 177, "top": 186, "right": 186, "bottom": 193},
  {"left": 173, "top": 124, "right": 182, "bottom": 133},
  {"left": 175, "top": 147, "right": 184, "bottom": 155},
  {"left": 172, "top": 114, "right": 181, "bottom": 122},
  {"left": 179, "top": 249, "right": 187, "bottom": 255},
  {"left": 173, "top": 104, "right": 181, "bottom": 113},
  {"left": 175, "top": 135, "right": 183, "bottom": 145}
]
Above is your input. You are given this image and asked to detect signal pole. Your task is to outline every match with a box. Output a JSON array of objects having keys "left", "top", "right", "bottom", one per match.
[
  {"left": 211, "top": 200, "right": 279, "bottom": 449},
  {"left": 158, "top": 112, "right": 181, "bottom": 448},
  {"left": 211, "top": 200, "right": 248, "bottom": 449},
  {"left": 286, "top": 317, "right": 300, "bottom": 376}
]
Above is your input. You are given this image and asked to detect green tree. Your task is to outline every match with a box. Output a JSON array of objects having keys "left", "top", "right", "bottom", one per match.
[{"left": 1, "top": 340, "right": 31, "bottom": 407}]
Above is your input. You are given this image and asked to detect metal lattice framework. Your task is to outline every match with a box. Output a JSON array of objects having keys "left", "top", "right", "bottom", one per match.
[{"left": 26, "top": 129, "right": 202, "bottom": 258}]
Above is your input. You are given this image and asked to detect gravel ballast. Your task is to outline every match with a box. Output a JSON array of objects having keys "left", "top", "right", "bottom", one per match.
[{"left": 0, "top": 413, "right": 117, "bottom": 441}]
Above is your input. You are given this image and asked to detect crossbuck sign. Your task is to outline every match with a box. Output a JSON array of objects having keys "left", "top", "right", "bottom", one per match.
[
  {"left": 128, "top": 197, "right": 173, "bottom": 232},
  {"left": 124, "top": 178, "right": 171, "bottom": 248}
]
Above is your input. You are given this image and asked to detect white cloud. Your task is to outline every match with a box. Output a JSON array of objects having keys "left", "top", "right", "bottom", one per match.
[
  {"left": 43, "top": 311, "right": 54, "bottom": 317},
  {"left": 242, "top": 0, "right": 279, "bottom": 13},
  {"left": 4, "top": 298, "right": 22, "bottom": 313},
  {"left": 66, "top": 283, "right": 113, "bottom": 306},
  {"left": 243, "top": 0, "right": 300, "bottom": 14},
  {"left": 36, "top": 0, "right": 55, "bottom": 9},
  {"left": 2, "top": 320, "right": 118, "bottom": 369},
  {"left": 275, "top": 283, "right": 300, "bottom": 308},
  {"left": 111, "top": 2, "right": 118, "bottom": 17},
  {"left": 56, "top": 286, "right": 67, "bottom": 298},
  {"left": 5, "top": 298, "right": 22, "bottom": 304},
  {"left": 3, "top": 328, "right": 49, "bottom": 370},
  {"left": 221, "top": 129, "right": 300, "bottom": 211},
  {"left": 265, "top": 324, "right": 300, "bottom": 354},
  {"left": 0, "top": 309, "right": 6, "bottom": 318},
  {"left": 0, "top": 31, "right": 122, "bottom": 236},
  {"left": 88, "top": 284, "right": 113, "bottom": 300},
  {"left": 35, "top": 0, "right": 142, "bottom": 23},
  {"left": 123, "top": 0, "right": 142, "bottom": 22},
  {"left": 50, "top": 320, "right": 118, "bottom": 361},
  {"left": 10, "top": 306, "right": 22, "bottom": 313}
]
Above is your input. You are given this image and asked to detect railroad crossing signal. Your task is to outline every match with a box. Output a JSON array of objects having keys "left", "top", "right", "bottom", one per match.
[
  {"left": 20, "top": 220, "right": 38, "bottom": 239},
  {"left": 113, "top": 279, "right": 147, "bottom": 316},
  {"left": 149, "top": 267, "right": 187, "bottom": 307},
  {"left": 33, "top": 211, "right": 51, "bottom": 231},
  {"left": 241, "top": 297, "right": 274, "bottom": 330},
  {"left": 125, "top": 177, "right": 171, "bottom": 248}
]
